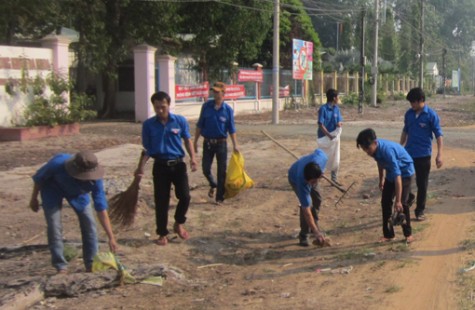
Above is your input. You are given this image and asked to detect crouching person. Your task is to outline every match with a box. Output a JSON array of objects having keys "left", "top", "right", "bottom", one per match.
[
  {"left": 30, "top": 150, "right": 118, "bottom": 273},
  {"left": 356, "top": 128, "right": 415, "bottom": 243},
  {"left": 288, "top": 149, "right": 330, "bottom": 247}
]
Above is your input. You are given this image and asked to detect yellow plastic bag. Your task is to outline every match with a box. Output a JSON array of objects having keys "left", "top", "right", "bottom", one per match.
[
  {"left": 224, "top": 151, "right": 254, "bottom": 199},
  {"left": 92, "top": 252, "right": 136, "bottom": 284}
]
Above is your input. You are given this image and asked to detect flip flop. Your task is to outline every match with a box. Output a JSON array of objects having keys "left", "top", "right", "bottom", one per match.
[
  {"left": 155, "top": 236, "right": 168, "bottom": 246},
  {"left": 173, "top": 223, "right": 190, "bottom": 240},
  {"left": 379, "top": 237, "right": 395, "bottom": 243}
]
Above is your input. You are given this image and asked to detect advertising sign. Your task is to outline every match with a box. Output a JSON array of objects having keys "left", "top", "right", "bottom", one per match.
[
  {"left": 238, "top": 69, "right": 263, "bottom": 82},
  {"left": 175, "top": 82, "right": 209, "bottom": 100},
  {"left": 292, "top": 39, "right": 313, "bottom": 80}
]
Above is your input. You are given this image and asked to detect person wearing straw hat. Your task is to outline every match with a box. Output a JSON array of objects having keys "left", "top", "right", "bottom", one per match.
[{"left": 29, "top": 150, "right": 118, "bottom": 274}]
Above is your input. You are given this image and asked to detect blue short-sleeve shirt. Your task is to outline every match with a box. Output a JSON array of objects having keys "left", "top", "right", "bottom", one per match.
[
  {"left": 196, "top": 100, "right": 236, "bottom": 138},
  {"left": 32, "top": 154, "right": 108, "bottom": 212},
  {"left": 403, "top": 105, "right": 443, "bottom": 158},
  {"left": 373, "top": 139, "right": 415, "bottom": 182},
  {"left": 142, "top": 113, "right": 191, "bottom": 159},
  {"left": 288, "top": 149, "right": 328, "bottom": 208},
  {"left": 317, "top": 103, "right": 343, "bottom": 138}
]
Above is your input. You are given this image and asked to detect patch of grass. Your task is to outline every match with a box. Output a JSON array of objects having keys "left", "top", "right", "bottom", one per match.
[
  {"left": 460, "top": 239, "right": 475, "bottom": 251},
  {"left": 63, "top": 244, "right": 78, "bottom": 262},
  {"left": 390, "top": 243, "right": 410, "bottom": 252},
  {"left": 457, "top": 272, "right": 475, "bottom": 310},
  {"left": 412, "top": 222, "right": 429, "bottom": 234},
  {"left": 385, "top": 285, "right": 402, "bottom": 293},
  {"left": 394, "top": 258, "right": 416, "bottom": 269},
  {"left": 370, "top": 261, "right": 386, "bottom": 271},
  {"left": 335, "top": 248, "right": 374, "bottom": 261}
]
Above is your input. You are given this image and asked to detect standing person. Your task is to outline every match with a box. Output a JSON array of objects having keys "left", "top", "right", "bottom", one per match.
[
  {"left": 136, "top": 91, "right": 197, "bottom": 246},
  {"left": 317, "top": 88, "right": 343, "bottom": 186},
  {"left": 356, "top": 128, "right": 415, "bottom": 243},
  {"left": 193, "top": 82, "right": 239, "bottom": 205},
  {"left": 400, "top": 87, "right": 443, "bottom": 221},
  {"left": 288, "top": 149, "right": 329, "bottom": 247},
  {"left": 29, "top": 150, "right": 118, "bottom": 274}
]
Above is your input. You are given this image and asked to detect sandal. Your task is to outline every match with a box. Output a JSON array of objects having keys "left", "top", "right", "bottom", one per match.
[
  {"left": 208, "top": 187, "right": 215, "bottom": 198},
  {"left": 155, "top": 236, "right": 168, "bottom": 246},
  {"left": 173, "top": 223, "right": 190, "bottom": 240},
  {"left": 379, "top": 237, "right": 395, "bottom": 243},
  {"left": 405, "top": 235, "right": 415, "bottom": 244}
]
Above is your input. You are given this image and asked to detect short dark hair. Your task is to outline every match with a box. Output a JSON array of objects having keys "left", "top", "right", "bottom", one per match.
[
  {"left": 406, "top": 87, "right": 425, "bottom": 102},
  {"left": 303, "top": 163, "right": 322, "bottom": 181},
  {"left": 356, "top": 128, "right": 377, "bottom": 149},
  {"left": 151, "top": 91, "right": 171, "bottom": 104},
  {"left": 326, "top": 88, "right": 338, "bottom": 102}
]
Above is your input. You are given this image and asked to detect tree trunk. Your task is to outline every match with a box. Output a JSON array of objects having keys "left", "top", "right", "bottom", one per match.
[{"left": 99, "top": 73, "right": 117, "bottom": 119}]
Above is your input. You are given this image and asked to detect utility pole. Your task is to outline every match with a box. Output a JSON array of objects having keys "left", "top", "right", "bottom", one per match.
[
  {"left": 371, "top": 0, "right": 379, "bottom": 107},
  {"left": 442, "top": 48, "right": 446, "bottom": 98},
  {"left": 272, "top": 0, "right": 280, "bottom": 124},
  {"left": 359, "top": 8, "right": 366, "bottom": 114},
  {"left": 419, "top": 0, "right": 424, "bottom": 88}
]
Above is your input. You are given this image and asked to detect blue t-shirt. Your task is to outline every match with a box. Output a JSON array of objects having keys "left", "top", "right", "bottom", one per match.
[
  {"left": 196, "top": 100, "right": 236, "bottom": 139},
  {"left": 373, "top": 139, "right": 415, "bottom": 182},
  {"left": 317, "top": 103, "right": 343, "bottom": 138},
  {"left": 142, "top": 113, "right": 191, "bottom": 159},
  {"left": 32, "top": 154, "right": 108, "bottom": 212},
  {"left": 403, "top": 105, "right": 443, "bottom": 158},
  {"left": 288, "top": 149, "right": 328, "bottom": 208}
]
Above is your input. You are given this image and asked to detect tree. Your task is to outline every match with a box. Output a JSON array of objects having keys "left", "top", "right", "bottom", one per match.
[
  {"left": 177, "top": 1, "right": 272, "bottom": 82},
  {"left": 0, "top": 0, "right": 65, "bottom": 44},
  {"left": 63, "top": 0, "right": 180, "bottom": 118},
  {"left": 256, "top": 0, "right": 322, "bottom": 70}
]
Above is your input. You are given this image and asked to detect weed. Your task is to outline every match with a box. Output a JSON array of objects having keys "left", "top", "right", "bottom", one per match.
[
  {"left": 460, "top": 239, "right": 475, "bottom": 251},
  {"left": 385, "top": 285, "right": 401, "bottom": 293}
]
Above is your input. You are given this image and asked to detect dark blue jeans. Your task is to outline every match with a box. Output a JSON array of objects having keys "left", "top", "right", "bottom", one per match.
[
  {"left": 202, "top": 140, "right": 227, "bottom": 201},
  {"left": 152, "top": 161, "right": 190, "bottom": 236}
]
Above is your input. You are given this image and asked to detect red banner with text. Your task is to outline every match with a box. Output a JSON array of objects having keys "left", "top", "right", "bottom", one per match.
[
  {"left": 175, "top": 82, "right": 209, "bottom": 100},
  {"left": 238, "top": 69, "right": 263, "bottom": 83}
]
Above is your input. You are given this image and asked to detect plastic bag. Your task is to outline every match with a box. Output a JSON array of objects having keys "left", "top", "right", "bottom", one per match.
[
  {"left": 317, "top": 127, "right": 341, "bottom": 172},
  {"left": 224, "top": 151, "right": 254, "bottom": 199},
  {"left": 92, "top": 252, "right": 135, "bottom": 284}
]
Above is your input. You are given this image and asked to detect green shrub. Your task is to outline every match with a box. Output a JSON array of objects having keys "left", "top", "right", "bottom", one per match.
[
  {"left": 341, "top": 93, "right": 359, "bottom": 106},
  {"left": 7, "top": 69, "right": 97, "bottom": 127}
]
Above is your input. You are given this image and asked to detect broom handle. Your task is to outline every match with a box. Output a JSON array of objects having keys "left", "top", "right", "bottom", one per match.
[
  {"left": 261, "top": 130, "right": 346, "bottom": 193},
  {"left": 134, "top": 150, "right": 148, "bottom": 183}
]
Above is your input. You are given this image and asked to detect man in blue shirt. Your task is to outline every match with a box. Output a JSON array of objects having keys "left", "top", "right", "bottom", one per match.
[
  {"left": 193, "top": 82, "right": 239, "bottom": 204},
  {"left": 137, "top": 91, "right": 197, "bottom": 246},
  {"left": 288, "top": 149, "right": 329, "bottom": 247},
  {"left": 400, "top": 87, "right": 444, "bottom": 221},
  {"left": 30, "top": 150, "right": 118, "bottom": 273},
  {"left": 317, "top": 88, "right": 343, "bottom": 185},
  {"left": 357, "top": 128, "right": 415, "bottom": 243}
]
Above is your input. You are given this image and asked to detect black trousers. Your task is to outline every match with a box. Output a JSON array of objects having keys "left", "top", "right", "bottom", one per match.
[
  {"left": 381, "top": 176, "right": 413, "bottom": 238},
  {"left": 413, "top": 156, "right": 431, "bottom": 216},
  {"left": 152, "top": 161, "right": 190, "bottom": 236}
]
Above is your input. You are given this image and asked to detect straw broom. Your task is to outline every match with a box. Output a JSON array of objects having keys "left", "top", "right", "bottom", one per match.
[{"left": 108, "top": 150, "right": 146, "bottom": 228}]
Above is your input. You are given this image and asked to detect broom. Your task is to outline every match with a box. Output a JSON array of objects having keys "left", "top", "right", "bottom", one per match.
[{"left": 108, "top": 150, "right": 147, "bottom": 228}]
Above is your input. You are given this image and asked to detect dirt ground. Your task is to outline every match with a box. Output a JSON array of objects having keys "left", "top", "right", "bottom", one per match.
[{"left": 1, "top": 95, "right": 475, "bottom": 310}]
